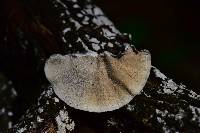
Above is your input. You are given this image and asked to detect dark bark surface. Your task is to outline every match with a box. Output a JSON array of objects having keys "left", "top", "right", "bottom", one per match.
[{"left": 0, "top": 0, "right": 199, "bottom": 132}]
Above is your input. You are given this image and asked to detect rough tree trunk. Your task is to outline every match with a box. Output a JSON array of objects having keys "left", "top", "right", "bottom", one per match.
[{"left": 0, "top": 0, "right": 199, "bottom": 132}]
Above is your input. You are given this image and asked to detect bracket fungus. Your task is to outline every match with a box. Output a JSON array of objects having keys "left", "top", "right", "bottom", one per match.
[{"left": 44, "top": 47, "right": 151, "bottom": 112}]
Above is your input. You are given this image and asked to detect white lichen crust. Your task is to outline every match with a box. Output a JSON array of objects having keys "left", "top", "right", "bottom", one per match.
[{"left": 44, "top": 48, "right": 151, "bottom": 112}]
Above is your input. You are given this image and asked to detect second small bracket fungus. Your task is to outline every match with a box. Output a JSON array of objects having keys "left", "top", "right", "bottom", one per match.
[{"left": 44, "top": 47, "right": 151, "bottom": 112}]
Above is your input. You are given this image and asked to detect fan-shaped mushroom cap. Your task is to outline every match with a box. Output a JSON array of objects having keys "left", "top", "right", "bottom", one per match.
[{"left": 44, "top": 48, "right": 151, "bottom": 112}]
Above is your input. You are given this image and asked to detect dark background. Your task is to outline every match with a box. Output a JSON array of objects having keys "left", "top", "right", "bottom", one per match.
[{"left": 95, "top": 0, "right": 200, "bottom": 91}]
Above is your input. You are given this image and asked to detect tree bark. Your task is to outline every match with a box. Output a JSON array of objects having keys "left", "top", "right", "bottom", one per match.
[{"left": 0, "top": 0, "right": 199, "bottom": 132}]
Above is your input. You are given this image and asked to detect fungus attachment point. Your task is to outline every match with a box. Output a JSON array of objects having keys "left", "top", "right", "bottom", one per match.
[{"left": 44, "top": 48, "right": 151, "bottom": 112}]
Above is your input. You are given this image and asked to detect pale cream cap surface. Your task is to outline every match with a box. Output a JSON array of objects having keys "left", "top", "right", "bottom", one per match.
[{"left": 44, "top": 49, "right": 151, "bottom": 112}]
